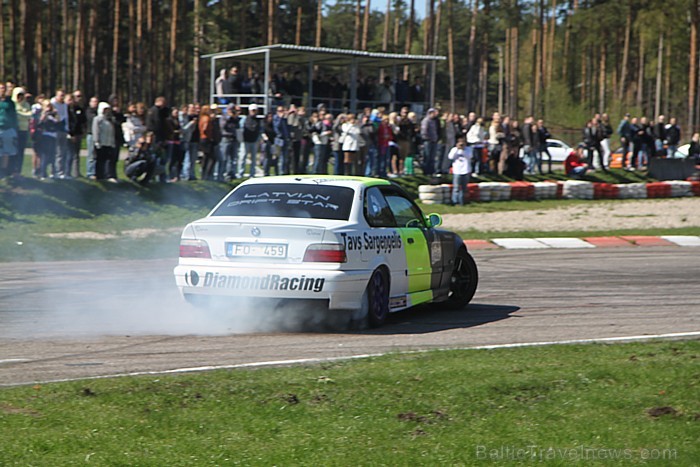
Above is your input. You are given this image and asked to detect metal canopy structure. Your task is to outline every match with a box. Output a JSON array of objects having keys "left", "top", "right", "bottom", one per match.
[{"left": 202, "top": 44, "right": 446, "bottom": 114}]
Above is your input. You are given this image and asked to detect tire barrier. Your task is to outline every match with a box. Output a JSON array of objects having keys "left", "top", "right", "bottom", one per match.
[{"left": 418, "top": 180, "right": 700, "bottom": 204}]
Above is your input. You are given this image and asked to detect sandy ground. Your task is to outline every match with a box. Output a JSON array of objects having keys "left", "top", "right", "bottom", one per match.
[{"left": 441, "top": 198, "right": 700, "bottom": 233}]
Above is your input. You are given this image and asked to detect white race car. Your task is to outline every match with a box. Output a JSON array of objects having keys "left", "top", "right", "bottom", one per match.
[{"left": 174, "top": 176, "right": 478, "bottom": 327}]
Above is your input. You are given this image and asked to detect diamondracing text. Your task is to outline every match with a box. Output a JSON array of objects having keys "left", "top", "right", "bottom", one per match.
[{"left": 187, "top": 272, "right": 325, "bottom": 293}]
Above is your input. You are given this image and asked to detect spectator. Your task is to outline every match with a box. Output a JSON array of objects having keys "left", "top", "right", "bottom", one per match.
[
  {"left": 273, "top": 105, "right": 291, "bottom": 175},
  {"left": 69, "top": 90, "right": 87, "bottom": 177},
  {"left": 340, "top": 113, "right": 362, "bottom": 175},
  {"left": 377, "top": 114, "right": 394, "bottom": 178},
  {"left": 219, "top": 104, "right": 240, "bottom": 181},
  {"left": 583, "top": 119, "right": 606, "bottom": 171},
  {"left": 359, "top": 113, "right": 377, "bottom": 176},
  {"left": 309, "top": 111, "right": 326, "bottom": 174},
  {"left": 146, "top": 96, "right": 169, "bottom": 145},
  {"left": 0, "top": 83, "right": 18, "bottom": 178},
  {"left": 215, "top": 68, "right": 228, "bottom": 104},
  {"left": 665, "top": 117, "right": 681, "bottom": 157},
  {"left": 522, "top": 116, "right": 537, "bottom": 174},
  {"left": 226, "top": 66, "right": 242, "bottom": 97},
  {"left": 49, "top": 90, "right": 69, "bottom": 178},
  {"left": 287, "top": 71, "right": 304, "bottom": 107},
  {"left": 617, "top": 113, "right": 633, "bottom": 170},
  {"left": 600, "top": 113, "right": 613, "bottom": 168},
  {"left": 240, "top": 103, "right": 262, "bottom": 178},
  {"left": 565, "top": 145, "right": 589, "bottom": 178},
  {"left": 31, "top": 94, "right": 46, "bottom": 177},
  {"left": 84, "top": 96, "right": 99, "bottom": 179},
  {"left": 123, "top": 102, "right": 147, "bottom": 153},
  {"left": 165, "top": 107, "right": 182, "bottom": 182},
  {"left": 688, "top": 133, "right": 700, "bottom": 165},
  {"left": 61, "top": 93, "right": 78, "bottom": 179},
  {"left": 466, "top": 116, "right": 487, "bottom": 174},
  {"left": 653, "top": 115, "right": 666, "bottom": 157},
  {"left": 37, "top": 101, "right": 61, "bottom": 180},
  {"left": 11, "top": 87, "right": 31, "bottom": 177},
  {"left": 261, "top": 112, "right": 278, "bottom": 176},
  {"left": 448, "top": 137, "right": 471, "bottom": 205},
  {"left": 92, "top": 101, "right": 118, "bottom": 182},
  {"left": 331, "top": 113, "right": 346, "bottom": 175},
  {"left": 180, "top": 103, "right": 200, "bottom": 181},
  {"left": 298, "top": 106, "right": 311, "bottom": 174},
  {"left": 420, "top": 108, "right": 439, "bottom": 175},
  {"left": 198, "top": 104, "right": 216, "bottom": 180},
  {"left": 287, "top": 104, "right": 303, "bottom": 174},
  {"left": 536, "top": 118, "right": 552, "bottom": 174},
  {"left": 409, "top": 77, "right": 425, "bottom": 105},
  {"left": 376, "top": 76, "right": 394, "bottom": 110},
  {"left": 124, "top": 133, "right": 158, "bottom": 184},
  {"left": 108, "top": 94, "right": 126, "bottom": 155}
]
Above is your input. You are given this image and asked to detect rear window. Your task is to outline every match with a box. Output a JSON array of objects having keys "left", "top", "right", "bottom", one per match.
[{"left": 211, "top": 183, "right": 354, "bottom": 220}]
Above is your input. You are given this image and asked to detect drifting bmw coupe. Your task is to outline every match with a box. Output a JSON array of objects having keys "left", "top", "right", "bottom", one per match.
[{"left": 174, "top": 176, "right": 478, "bottom": 327}]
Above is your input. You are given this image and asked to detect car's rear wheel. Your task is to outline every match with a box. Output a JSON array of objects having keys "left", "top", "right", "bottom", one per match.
[
  {"left": 446, "top": 249, "right": 478, "bottom": 309},
  {"left": 353, "top": 268, "right": 390, "bottom": 328}
]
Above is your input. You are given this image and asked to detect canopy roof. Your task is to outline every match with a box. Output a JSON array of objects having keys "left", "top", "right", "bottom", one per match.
[{"left": 202, "top": 43, "right": 445, "bottom": 69}]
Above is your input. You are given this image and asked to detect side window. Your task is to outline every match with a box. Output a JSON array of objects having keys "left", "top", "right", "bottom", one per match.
[
  {"left": 384, "top": 192, "right": 426, "bottom": 228},
  {"left": 364, "top": 187, "right": 396, "bottom": 227}
]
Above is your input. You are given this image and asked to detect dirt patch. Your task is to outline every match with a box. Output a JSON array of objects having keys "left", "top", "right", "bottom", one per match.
[{"left": 442, "top": 198, "right": 700, "bottom": 233}]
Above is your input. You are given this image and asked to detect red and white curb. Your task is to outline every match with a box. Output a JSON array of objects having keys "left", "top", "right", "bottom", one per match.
[
  {"left": 465, "top": 236, "right": 700, "bottom": 250},
  {"left": 419, "top": 180, "right": 700, "bottom": 203}
]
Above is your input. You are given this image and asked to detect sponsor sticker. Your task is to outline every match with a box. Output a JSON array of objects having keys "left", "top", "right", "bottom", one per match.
[{"left": 185, "top": 271, "right": 325, "bottom": 293}]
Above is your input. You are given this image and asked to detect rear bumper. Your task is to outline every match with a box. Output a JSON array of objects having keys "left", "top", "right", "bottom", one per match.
[{"left": 174, "top": 264, "right": 372, "bottom": 310}]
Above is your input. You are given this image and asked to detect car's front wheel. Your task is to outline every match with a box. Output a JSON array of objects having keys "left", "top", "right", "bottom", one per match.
[{"left": 446, "top": 249, "right": 478, "bottom": 309}]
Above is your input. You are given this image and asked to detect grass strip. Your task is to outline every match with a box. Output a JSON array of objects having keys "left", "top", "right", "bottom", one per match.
[{"left": 1, "top": 340, "right": 698, "bottom": 464}]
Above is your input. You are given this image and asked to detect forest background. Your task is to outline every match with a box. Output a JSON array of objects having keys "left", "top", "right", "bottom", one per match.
[{"left": 2, "top": 0, "right": 698, "bottom": 138}]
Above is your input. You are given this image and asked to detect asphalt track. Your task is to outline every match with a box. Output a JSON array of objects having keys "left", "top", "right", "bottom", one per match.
[{"left": 1, "top": 248, "right": 699, "bottom": 387}]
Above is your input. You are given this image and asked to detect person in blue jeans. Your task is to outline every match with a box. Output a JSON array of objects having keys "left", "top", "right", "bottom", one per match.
[
  {"left": 448, "top": 137, "right": 471, "bottom": 205},
  {"left": 273, "top": 105, "right": 290, "bottom": 175}
]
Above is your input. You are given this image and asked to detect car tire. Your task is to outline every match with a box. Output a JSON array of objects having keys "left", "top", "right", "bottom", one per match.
[
  {"left": 357, "top": 268, "right": 390, "bottom": 328},
  {"left": 445, "top": 249, "right": 478, "bottom": 309}
]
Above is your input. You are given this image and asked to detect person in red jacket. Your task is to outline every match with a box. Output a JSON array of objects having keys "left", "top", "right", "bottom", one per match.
[{"left": 565, "top": 144, "right": 589, "bottom": 178}]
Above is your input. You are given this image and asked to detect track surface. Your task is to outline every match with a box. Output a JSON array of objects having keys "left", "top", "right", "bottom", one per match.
[{"left": 1, "top": 248, "right": 699, "bottom": 386}]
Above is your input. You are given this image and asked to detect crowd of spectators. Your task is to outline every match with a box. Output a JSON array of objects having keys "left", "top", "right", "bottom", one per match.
[{"left": 0, "top": 75, "right": 698, "bottom": 184}]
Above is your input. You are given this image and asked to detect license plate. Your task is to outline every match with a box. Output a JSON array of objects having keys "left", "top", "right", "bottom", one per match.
[{"left": 227, "top": 243, "right": 288, "bottom": 258}]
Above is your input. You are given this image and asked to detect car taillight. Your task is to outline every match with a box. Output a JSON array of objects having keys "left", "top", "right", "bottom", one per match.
[
  {"left": 303, "top": 243, "right": 347, "bottom": 263},
  {"left": 179, "top": 239, "right": 211, "bottom": 258}
]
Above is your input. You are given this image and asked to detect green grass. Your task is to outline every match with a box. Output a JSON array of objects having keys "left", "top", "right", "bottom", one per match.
[
  {"left": 0, "top": 341, "right": 698, "bottom": 464},
  {"left": 1, "top": 172, "right": 696, "bottom": 261}
]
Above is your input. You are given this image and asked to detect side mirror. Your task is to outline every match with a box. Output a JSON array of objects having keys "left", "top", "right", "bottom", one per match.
[{"left": 427, "top": 213, "right": 443, "bottom": 228}]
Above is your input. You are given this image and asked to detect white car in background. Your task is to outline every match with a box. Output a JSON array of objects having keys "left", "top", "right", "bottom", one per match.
[
  {"left": 174, "top": 176, "right": 479, "bottom": 328},
  {"left": 519, "top": 139, "right": 572, "bottom": 163}
]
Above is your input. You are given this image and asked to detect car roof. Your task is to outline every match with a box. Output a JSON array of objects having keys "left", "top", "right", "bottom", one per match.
[{"left": 238, "top": 175, "right": 393, "bottom": 190}]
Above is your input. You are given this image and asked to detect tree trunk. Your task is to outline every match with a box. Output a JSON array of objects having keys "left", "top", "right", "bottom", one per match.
[
  {"left": 10, "top": 0, "right": 18, "bottom": 82},
  {"left": 393, "top": 8, "right": 400, "bottom": 52},
  {"left": 546, "top": 0, "right": 556, "bottom": 86},
  {"left": 433, "top": 0, "right": 442, "bottom": 54},
  {"left": 354, "top": 0, "right": 362, "bottom": 50},
  {"left": 403, "top": 0, "right": 414, "bottom": 79},
  {"left": 618, "top": 2, "right": 632, "bottom": 101},
  {"left": 466, "top": 0, "right": 478, "bottom": 112},
  {"left": 599, "top": 41, "right": 607, "bottom": 113},
  {"left": 72, "top": 0, "right": 82, "bottom": 92},
  {"left": 690, "top": 0, "right": 698, "bottom": 130},
  {"left": 36, "top": 17, "right": 43, "bottom": 94},
  {"left": 61, "top": 0, "right": 68, "bottom": 87},
  {"left": 447, "top": 0, "right": 455, "bottom": 112},
  {"left": 636, "top": 34, "right": 645, "bottom": 112},
  {"left": 510, "top": 25, "right": 519, "bottom": 118},
  {"left": 267, "top": 0, "right": 274, "bottom": 45},
  {"left": 0, "top": 0, "right": 5, "bottom": 80},
  {"left": 296, "top": 6, "right": 303, "bottom": 46},
  {"left": 316, "top": 0, "right": 322, "bottom": 47},
  {"left": 654, "top": 32, "right": 663, "bottom": 118},
  {"left": 88, "top": 1, "right": 97, "bottom": 97},
  {"left": 112, "top": 0, "right": 120, "bottom": 96},
  {"left": 383, "top": 0, "right": 391, "bottom": 52},
  {"left": 362, "top": 0, "right": 371, "bottom": 50},
  {"left": 136, "top": 0, "right": 143, "bottom": 100},
  {"left": 663, "top": 37, "right": 671, "bottom": 116},
  {"left": 193, "top": 0, "right": 201, "bottom": 102},
  {"left": 529, "top": 10, "right": 537, "bottom": 116},
  {"left": 170, "top": 0, "right": 178, "bottom": 100}
]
